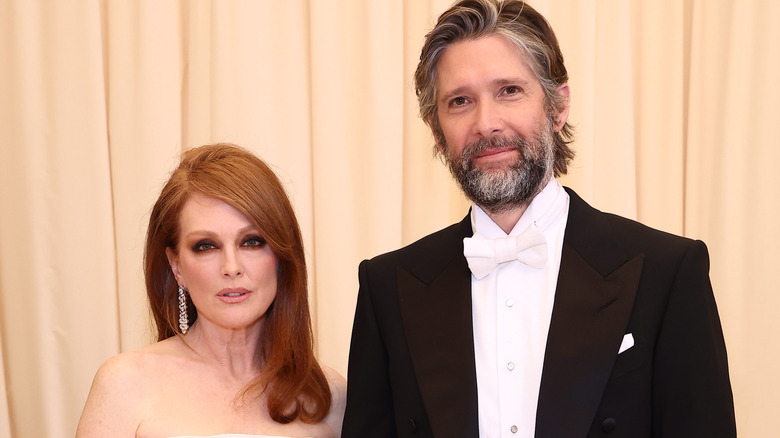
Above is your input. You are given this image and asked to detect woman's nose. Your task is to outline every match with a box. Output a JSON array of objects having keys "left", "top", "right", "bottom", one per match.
[{"left": 221, "top": 249, "right": 242, "bottom": 277}]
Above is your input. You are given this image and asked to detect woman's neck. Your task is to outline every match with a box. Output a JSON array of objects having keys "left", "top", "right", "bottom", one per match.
[{"left": 182, "top": 318, "right": 265, "bottom": 380}]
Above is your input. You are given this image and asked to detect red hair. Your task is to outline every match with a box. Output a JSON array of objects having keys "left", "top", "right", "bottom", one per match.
[{"left": 144, "top": 143, "right": 331, "bottom": 422}]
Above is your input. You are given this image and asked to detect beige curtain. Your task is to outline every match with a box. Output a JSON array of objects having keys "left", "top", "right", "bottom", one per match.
[{"left": 0, "top": 0, "right": 777, "bottom": 436}]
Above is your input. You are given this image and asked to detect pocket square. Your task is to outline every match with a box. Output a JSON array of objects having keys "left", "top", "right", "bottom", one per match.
[{"left": 618, "top": 333, "right": 634, "bottom": 354}]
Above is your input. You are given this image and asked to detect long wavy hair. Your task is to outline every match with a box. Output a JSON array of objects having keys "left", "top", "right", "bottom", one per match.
[
  {"left": 144, "top": 143, "right": 331, "bottom": 423},
  {"left": 415, "top": 0, "right": 575, "bottom": 176}
]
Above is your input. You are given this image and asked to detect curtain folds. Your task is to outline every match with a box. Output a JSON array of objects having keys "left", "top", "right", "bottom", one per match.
[{"left": 0, "top": 0, "right": 776, "bottom": 436}]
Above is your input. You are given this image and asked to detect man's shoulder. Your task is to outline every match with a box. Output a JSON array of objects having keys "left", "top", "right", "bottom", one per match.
[{"left": 565, "top": 186, "right": 702, "bottom": 256}]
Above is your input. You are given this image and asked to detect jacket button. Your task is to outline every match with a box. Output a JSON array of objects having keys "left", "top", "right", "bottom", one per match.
[
  {"left": 409, "top": 418, "right": 417, "bottom": 434},
  {"left": 601, "top": 417, "right": 617, "bottom": 433}
]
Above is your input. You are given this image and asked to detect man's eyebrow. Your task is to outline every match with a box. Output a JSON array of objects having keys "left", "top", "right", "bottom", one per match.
[
  {"left": 493, "top": 77, "right": 532, "bottom": 89},
  {"left": 438, "top": 86, "right": 469, "bottom": 103}
]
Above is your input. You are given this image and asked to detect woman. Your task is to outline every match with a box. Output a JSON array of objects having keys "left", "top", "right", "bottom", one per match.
[{"left": 77, "top": 143, "right": 346, "bottom": 437}]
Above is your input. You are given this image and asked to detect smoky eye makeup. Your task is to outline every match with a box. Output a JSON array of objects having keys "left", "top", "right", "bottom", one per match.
[
  {"left": 191, "top": 239, "right": 217, "bottom": 252},
  {"left": 243, "top": 235, "right": 267, "bottom": 248}
]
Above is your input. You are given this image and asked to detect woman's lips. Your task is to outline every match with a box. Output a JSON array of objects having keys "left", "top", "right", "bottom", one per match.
[{"left": 217, "top": 288, "right": 251, "bottom": 304}]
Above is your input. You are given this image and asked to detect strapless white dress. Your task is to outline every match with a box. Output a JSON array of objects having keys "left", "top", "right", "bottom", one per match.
[{"left": 170, "top": 435, "right": 310, "bottom": 438}]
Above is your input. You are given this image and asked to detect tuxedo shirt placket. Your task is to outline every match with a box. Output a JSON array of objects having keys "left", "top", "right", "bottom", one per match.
[{"left": 470, "top": 179, "right": 569, "bottom": 438}]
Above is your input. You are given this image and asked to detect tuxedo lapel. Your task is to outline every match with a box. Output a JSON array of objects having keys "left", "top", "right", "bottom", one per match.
[
  {"left": 397, "top": 215, "right": 480, "bottom": 438},
  {"left": 535, "top": 189, "right": 645, "bottom": 437},
  {"left": 394, "top": 191, "right": 644, "bottom": 437}
]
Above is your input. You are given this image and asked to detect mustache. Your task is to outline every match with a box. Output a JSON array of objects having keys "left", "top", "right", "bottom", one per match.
[{"left": 460, "top": 135, "right": 530, "bottom": 162}]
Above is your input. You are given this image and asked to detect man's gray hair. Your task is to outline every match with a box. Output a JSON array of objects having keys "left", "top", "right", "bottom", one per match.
[{"left": 414, "top": 0, "right": 574, "bottom": 176}]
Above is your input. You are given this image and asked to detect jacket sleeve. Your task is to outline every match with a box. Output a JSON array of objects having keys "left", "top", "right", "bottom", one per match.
[
  {"left": 651, "top": 240, "right": 736, "bottom": 437},
  {"left": 341, "top": 259, "right": 398, "bottom": 438}
]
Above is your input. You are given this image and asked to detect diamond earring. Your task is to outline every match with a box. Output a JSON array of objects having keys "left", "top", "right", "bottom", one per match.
[{"left": 178, "top": 285, "right": 189, "bottom": 334}]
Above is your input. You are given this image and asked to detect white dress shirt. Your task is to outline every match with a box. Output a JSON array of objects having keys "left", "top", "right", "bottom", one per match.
[{"left": 469, "top": 179, "right": 570, "bottom": 438}]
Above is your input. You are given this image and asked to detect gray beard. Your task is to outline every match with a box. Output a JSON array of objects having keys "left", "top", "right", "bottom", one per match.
[{"left": 444, "top": 122, "right": 555, "bottom": 214}]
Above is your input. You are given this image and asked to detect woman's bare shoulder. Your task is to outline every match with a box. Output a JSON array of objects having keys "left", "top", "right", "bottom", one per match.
[
  {"left": 98, "top": 338, "right": 183, "bottom": 382},
  {"left": 321, "top": 365, "right": 346, "bottom": 393},
  {"left": 320, "top": 365, "right": 346, "bottom": 437},
  {"left": 76, "top": 338, "right": 185, "bottom": 437}
]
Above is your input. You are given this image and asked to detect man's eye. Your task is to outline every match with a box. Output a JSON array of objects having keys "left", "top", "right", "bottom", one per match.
[
  {"left": 243, "top": 236, "right": 267, "bottom": 248},
  {"left": 504, "top": 86, "right": 520, "bottom": 95},
  {"left": 451, "top": 96, "right": 468, "bottom": 106}
]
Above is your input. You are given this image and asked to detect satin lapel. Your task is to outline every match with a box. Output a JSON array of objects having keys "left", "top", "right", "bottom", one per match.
[
  {"left": 535, "top": 189, "right": 644, "bottom": 438},
  {"left": 397, "top": 215, "right": 479, "bottom": 438}
]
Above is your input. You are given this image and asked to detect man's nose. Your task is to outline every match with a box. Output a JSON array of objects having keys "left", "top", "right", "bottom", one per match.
[{"left": 474, "top": 99, "right": 504, "bottom": 138}]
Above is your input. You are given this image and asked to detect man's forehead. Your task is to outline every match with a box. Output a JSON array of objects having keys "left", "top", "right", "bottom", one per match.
[{"left": 434, "top": 36, "right": 539, "bottom": 94}]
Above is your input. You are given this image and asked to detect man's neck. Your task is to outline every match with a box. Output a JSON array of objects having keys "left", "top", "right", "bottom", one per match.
[
  {"left": 477, "top": 176, "right": 555, "bottom": 233},
  {"left": 481, "top": 204, "right": 529, "bottom": 234}
]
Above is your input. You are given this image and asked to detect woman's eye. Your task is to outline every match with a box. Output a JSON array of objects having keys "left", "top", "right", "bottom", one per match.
[
  {"left": 193, "top": 241, "right": 216, "bottom": 252},
  {"left": 243, "top": 236, "right": 267, "bottom": 248}
]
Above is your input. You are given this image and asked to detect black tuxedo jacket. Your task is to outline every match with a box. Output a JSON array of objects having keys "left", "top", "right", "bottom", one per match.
[{"left": 342, "top": 188, "right": 735, "bottom": 438}]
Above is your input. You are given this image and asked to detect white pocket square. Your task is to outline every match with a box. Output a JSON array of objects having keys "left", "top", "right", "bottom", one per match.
[{"left": 618, "top": 333, "right": 634, "bottom": 354}]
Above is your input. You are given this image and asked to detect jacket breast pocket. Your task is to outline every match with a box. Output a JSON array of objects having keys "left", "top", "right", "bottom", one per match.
[{"left": 609, "top": 338, "right": 651, "bottom": 379}]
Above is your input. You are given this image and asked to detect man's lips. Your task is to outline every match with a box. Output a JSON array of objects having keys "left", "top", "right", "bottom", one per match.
[{"left": 473, "top": 146, "right": 516, "bottom": 159}]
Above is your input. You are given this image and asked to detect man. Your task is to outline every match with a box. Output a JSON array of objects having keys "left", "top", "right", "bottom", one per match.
[{"left": 342, "top": 1, "right": 736, "bottom": 437}]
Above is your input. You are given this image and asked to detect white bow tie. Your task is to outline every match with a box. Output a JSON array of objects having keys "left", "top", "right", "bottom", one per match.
[{"left": 463, "top": 224, "right": 548, "bottom": 279}]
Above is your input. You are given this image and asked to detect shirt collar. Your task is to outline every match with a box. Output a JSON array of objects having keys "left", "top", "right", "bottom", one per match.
[{"left": 470, "top": 178, "right": 565, "bottom": 239}]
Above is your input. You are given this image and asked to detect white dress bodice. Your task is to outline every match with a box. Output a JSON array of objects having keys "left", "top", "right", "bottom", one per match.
[{"left": 170, "top": 435, "right": 309, "bottom": 438}]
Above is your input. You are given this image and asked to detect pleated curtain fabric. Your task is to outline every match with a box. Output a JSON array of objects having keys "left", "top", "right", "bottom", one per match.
[{"left": 0, "top": 0, "right": 777, "bottom": 436}]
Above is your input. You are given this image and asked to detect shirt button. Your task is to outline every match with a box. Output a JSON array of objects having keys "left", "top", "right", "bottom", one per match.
[
  {"left": 510, "top": 425, "right": 518, "bottom": 433},
  {"left": 507, "top": 362, "right": 515, "bottom": 371},
  {"left": 505, "top": 298, "right": 514, "bottom": 307}
]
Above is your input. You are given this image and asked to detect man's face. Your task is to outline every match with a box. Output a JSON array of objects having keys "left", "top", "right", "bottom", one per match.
[{"left": 434, "top": 34, "right": 567, "bottom": 212}]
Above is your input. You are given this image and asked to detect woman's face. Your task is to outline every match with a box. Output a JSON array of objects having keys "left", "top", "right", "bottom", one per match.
[{"left": 166, "top": 192, "right": 278, "bottom": 332}]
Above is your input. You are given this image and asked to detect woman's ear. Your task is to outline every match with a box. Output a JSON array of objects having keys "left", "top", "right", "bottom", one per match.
[{"left": 165, "top": 247, "right": 181, "bottom": 284}]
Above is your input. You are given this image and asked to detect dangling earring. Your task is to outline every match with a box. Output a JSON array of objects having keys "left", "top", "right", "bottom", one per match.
[{"left": 178, "top": 285, "right": 189, "bottom": 334}]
